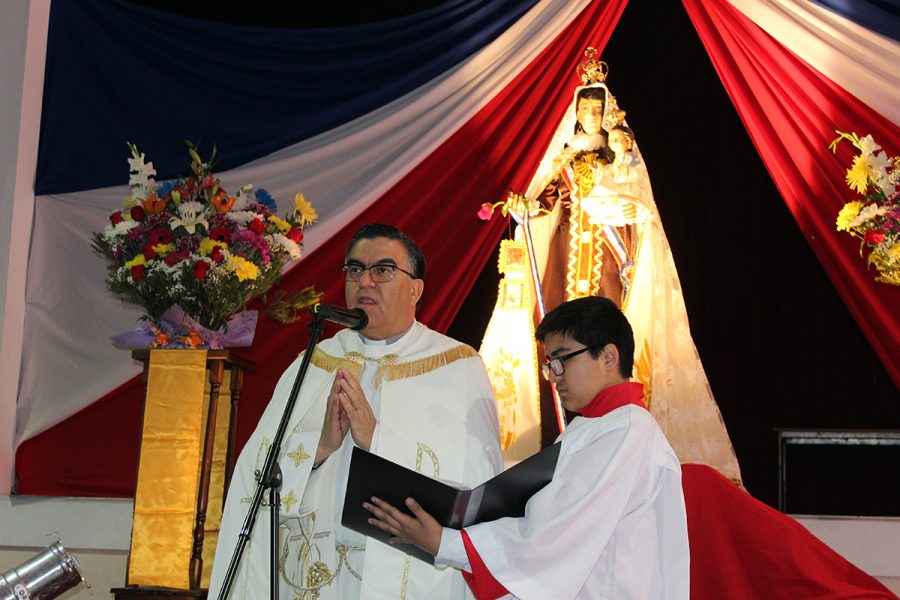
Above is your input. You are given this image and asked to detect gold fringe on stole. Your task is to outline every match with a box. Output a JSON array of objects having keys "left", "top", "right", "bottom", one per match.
[
  {"left": 309, "top": 344, "right": 479, "bottom": 389},
  {"left": 129, "top": 350, "right": 208, "bottom": 588},
  {"left": 308, "top": 348, "right": 363, "bottom": 380},
  {"left": 375, "top": 345, "right": 478, "bottom": 388}
]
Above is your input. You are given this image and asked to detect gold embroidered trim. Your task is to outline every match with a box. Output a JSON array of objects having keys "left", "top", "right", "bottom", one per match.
[
  {"left": 310, "top": 345, "right": 478, "bottom": 389},
  {"left": 400, "top": 556, "right": 411, "bottom": 600},
  {"left": 309, "top": 348, "right": 363, "bottom": 380},
  {"left": 376, "top": 345, "right": 478, "bottom": 388}
]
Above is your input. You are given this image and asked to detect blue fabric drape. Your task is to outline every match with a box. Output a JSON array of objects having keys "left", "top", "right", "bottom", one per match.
[
  {"left": 809, "top": 0, "right": 900, "bottom": 41},
  {"left": 35, "top": 0, "right": 539, "bottom": 194}
]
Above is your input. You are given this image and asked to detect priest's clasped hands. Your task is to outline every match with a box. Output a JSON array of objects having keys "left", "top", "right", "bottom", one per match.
[{"left": 314, "top": 368, "right": 376, "bottom": 464}]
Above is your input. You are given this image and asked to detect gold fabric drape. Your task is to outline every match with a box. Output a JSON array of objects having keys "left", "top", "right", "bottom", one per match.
[{"left": 128, "top": 349, "right": 232, "bottom": 588}]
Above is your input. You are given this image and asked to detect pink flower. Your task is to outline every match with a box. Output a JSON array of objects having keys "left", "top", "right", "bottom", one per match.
[
  {"left": 865, "top": 230, "right": 885, "bottom": 245},
  {"left": 477, "top": 203, "right": 494, "bottom": 221}
]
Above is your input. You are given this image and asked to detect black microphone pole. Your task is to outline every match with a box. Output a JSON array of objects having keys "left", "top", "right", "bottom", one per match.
[{"left": 217, "top": 310, "right": 328, "bottom": 600}]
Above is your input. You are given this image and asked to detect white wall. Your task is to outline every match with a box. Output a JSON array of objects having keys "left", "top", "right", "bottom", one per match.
[{"left": 0, "top": 0, "right": 50, "bottom": 494}]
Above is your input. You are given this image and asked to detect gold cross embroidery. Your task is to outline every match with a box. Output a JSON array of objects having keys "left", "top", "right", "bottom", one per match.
[
  {"left": 281, "top": 490, "right": 298, "bottom": 513},
  {"left": 287, "top": 443, "right": 311, "bottom": 467}
]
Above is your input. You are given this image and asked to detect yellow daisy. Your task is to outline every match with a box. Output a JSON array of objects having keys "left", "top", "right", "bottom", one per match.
[
  {"left": 267, "top": 215, "right": 292, "bottom": 234},
  {"left": 125, "top": 254, "right": 147, "bottom": 268},
  {"left": 152, "top": 243, "right": 176, "bottom": 257},
  {"left": 293, "top": 193, "right": 318, "bottom": 227},
  {"left": 845, "top": 155, "right": 870, "bottom": 194},
  {"left": 198, "top": 237, "right": 227, "bottom": 257},
  {"left": 227, "top": 255, "right": 259, "bottom": 282},
  {"left": 835, "top": 201, "right": 863, "bottom": 232}
]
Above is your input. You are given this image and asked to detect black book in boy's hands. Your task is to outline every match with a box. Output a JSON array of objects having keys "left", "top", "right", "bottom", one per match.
[{"left": 341, "top": 442, "right": 561, "bottom": 564}]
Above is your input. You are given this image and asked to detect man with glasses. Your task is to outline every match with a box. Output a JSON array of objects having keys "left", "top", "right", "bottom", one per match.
[
  {"left": 365, "top": 296, "right": 689, "bottom": 599},
  {"left": 210, "top": 223, "right": 503, "bottom": 600}
]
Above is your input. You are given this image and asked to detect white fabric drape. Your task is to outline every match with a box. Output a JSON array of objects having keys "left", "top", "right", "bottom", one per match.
[
  {"left": 17, "top": 0, "right": 594, "bottom": 443},
  {"left": 726, "top": 0, "right": 900, "bottom": 126}
]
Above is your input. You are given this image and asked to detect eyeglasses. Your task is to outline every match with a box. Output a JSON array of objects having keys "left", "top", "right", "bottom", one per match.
[
  {"left": 539, "top": 346, "right": 597, "bottom": 380},
  {"left": 341, "top": 262, "right": 417, "bottom": 283}
]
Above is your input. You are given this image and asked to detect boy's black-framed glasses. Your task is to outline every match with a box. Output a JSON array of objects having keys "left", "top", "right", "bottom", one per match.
[
  {"left": 539, "top": 346, "right": 598, "bottom": 380},
  {"left": 341, "top": 262, "right": 416, "bottom": 283}
]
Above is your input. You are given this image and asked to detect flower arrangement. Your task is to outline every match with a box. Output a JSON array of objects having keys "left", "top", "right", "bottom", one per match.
[
  {"left": 831, "top": 131, "right": 900, "bottom": 286},
  {"left": 92, "top": 143, "right": 317, "bottom": 346}
]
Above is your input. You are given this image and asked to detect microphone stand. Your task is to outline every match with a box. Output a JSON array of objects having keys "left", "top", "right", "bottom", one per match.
[{"left": 217, "top": 314, "right": 327, "bottom": 600}]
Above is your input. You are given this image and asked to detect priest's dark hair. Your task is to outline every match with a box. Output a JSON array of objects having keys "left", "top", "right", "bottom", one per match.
[
  {"left": 535, "top": 296, "right": 634, "bottom": 378},
  {"left": 345, "top": 223, "right": 426, "bottom": 280}
]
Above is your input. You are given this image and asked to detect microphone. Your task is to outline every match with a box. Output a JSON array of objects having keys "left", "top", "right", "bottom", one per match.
[{"left": 312, "top": 303, "right": 369, "bottom": 330}]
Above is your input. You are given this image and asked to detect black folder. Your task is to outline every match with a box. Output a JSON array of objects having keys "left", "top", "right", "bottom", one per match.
[{"left": 341, "top": 442, "right": 561, "bottom": 563}]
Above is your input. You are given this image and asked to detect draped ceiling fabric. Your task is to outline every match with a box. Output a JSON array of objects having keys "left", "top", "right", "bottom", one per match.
[
  {"left": 15, "top": 0, "right": 900, "bottom": 496},
  {"left": 682, "top": 0, "right": 900, "bottom": 389},
  {"left": 15, "top": 0, "right": 628, "bottom": 495}
]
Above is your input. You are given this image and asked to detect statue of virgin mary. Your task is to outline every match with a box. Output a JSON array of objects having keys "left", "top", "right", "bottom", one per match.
[{"left": 480, "top": 49, "right": 742, "bottom": 484}]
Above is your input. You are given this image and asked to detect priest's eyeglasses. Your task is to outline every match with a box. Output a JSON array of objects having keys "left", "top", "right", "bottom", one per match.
[
  {"left": 342, "top": 262, "right": 416, "bottom": 283},
  {"left": 540, "top": 346, "right": 596, "bottom": 380}
]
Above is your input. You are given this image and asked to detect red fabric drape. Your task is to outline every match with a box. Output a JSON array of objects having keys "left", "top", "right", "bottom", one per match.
[
  {"left": 683, "top": 464, "right": 896, "bottom": 599},
  {"left": 16, "top": 0, "right": 629, "bottom": 496},
  {"left": 682, "top": 0, "right": 900, "bottom": 389}
]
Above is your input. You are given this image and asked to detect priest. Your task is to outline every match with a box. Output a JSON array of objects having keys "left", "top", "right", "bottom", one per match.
[{"left": 209, "top": 223, "right": 503, "bottom": 599}]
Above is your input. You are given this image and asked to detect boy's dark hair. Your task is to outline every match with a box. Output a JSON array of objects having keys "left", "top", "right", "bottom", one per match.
[
  {"left": 345, "top": 223, "right": 426, "bottom": 280},
  {"left": 535, "top": 296, "right": 634, "bottom": 378}
]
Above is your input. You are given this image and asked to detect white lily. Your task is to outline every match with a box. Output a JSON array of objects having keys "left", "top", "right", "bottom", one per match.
[{"left": 169, "top": 201, "right": 209, "bottom": 234}]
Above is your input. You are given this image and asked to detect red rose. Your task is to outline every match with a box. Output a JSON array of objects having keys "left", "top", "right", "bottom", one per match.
[
  {"left": 110, "top": 212, "right": 124, "bottom": 225},
  {"left": 210, "top": 246, "right": 224, "bottom": 263},
  {"left": 131, "top": 264, "right": 146, "bottom": 281},
  {"left": 477, "top": 203, "right": 494, "bottom": 220},
  {"left": 142, "top": 244, "right": 157, "bottom": 260},
  {"left": 193, "top": 260, "right": 211, "bottom": 280},
  {"left": 249, "top": 218, "right": 265, "bottom": 234},
  {"left": 865, "top": 230, "right": 885, "bottom": 245},
  {"left": 130, "top": 206, "right": 146, "bottom": 221},
  {"left": 287, "top": 227, "right": 303, "bottom": 243}
]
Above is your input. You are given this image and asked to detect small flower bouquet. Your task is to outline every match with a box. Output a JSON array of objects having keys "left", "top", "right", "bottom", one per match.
[
  {"left": 831, "top": 131, "right": 900, "bottom": 286},
  {"left": 92, "top": 142, "right": 317, "bottom": 348}
]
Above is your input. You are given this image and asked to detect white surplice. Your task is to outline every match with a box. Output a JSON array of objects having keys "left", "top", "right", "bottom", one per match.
[
  {"left": 209, "top": 321, "right": 503, "bottom": 599},
  {"left": 437, "top": 404, "right": 689, "bottom": 599}
]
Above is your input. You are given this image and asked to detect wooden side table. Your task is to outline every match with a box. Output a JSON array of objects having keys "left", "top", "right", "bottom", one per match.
[{"left": 118, "top": 350, "right": 255, "bottom": 596}]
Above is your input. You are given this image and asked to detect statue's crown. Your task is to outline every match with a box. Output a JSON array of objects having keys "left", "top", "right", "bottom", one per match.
[{"left": 578, "top": 47, "right": 608, "bottom": 85}]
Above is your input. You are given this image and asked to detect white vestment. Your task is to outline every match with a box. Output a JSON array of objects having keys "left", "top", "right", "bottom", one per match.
[
  {"left": 437, "top": 405, "right": 689, "bottom": 600},
  {"left": 209, "top": 321, "right": 504, "bottom": 599}
]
